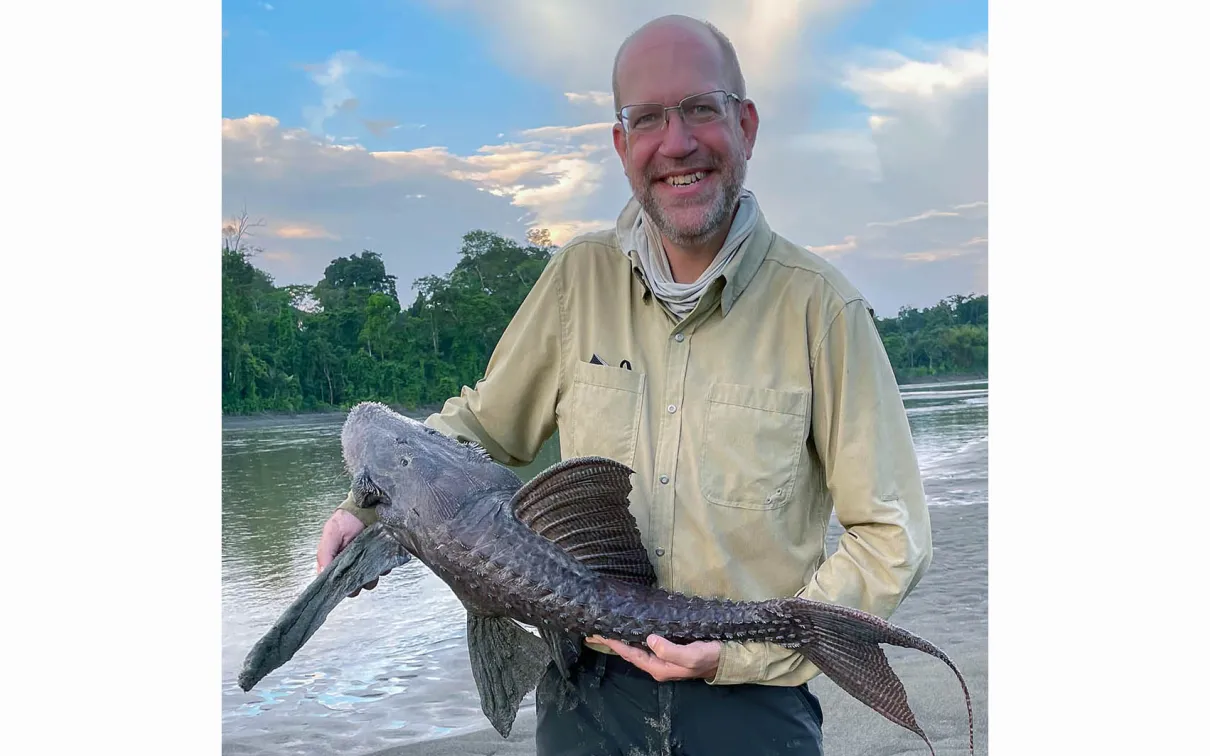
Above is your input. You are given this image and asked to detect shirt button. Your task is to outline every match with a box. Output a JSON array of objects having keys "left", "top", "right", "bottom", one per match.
[
  {"left": 674, "top": 333, "right": 685, "bottom": 342},
  {"left": 667, "top": 404, "right": 677, "bottom": 413},
  {"left": 659, "top": 474, "right": 669, "bottom": 484},
  {"left": 655, "top": 548, "right": 665, "bottom": 557}
]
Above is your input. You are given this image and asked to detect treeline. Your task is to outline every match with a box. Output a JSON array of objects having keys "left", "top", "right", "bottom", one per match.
[
  {"left": 875, "top": 294, "right": 988, "bottom": 381},
  {"left": 221, "top": 227, "right": 987, "bottom": 415}
]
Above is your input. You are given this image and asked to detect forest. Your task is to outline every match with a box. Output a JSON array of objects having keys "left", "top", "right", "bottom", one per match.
[{"left": 221, "top": 219, "right": 988, "bottom": 415}]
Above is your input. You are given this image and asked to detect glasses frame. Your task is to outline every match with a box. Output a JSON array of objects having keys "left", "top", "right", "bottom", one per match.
[{"left": 616, "top": 89, "right": 743, "bottom": 136}]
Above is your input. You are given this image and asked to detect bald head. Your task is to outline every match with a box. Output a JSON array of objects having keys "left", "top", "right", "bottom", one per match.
[{"left": 611, "top": 15, "right": 747, "bottom": 113}]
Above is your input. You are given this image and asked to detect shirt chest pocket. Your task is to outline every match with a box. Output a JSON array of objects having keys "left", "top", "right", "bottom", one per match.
[
  {"left": 698, "top": 382, "right": 810, "bottom": 510},
  {"left": 564, "top": 360, "right": 647, "bottom": 468}
]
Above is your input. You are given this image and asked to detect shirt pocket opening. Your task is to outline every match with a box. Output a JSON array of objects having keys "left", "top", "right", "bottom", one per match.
[
  {"left": 698, "top": 382, "right": 810, "bottom": 511},
  {"left": 565, "top": 359, "right": 646, "bottom": 468}
]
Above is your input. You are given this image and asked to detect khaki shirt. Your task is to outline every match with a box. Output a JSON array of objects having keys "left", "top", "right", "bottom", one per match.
[{"left": 340, "top": 198, "right": 932, "bottom": 687}]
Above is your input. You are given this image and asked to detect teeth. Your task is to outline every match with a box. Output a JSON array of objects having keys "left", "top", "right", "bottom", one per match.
[{"left": 665, "top": 171, "right": 705, "bottom": 186}]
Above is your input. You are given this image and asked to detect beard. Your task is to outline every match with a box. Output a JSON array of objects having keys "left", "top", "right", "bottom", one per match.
[{"left": 631, "top": 145, "right": 747, "bottom": 248}]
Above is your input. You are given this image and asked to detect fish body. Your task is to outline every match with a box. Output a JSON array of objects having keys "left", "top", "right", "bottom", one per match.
[{"left": 237, "top": 402, "right": 974, "bottom": 755}]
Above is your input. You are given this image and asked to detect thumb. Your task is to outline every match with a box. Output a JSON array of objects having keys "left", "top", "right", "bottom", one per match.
[{"left": 646, "top": 635, "right": 695, "bottom": 666}]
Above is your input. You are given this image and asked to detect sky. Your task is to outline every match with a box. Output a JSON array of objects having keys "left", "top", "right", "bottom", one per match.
[{"left": 222, "top": 0, "right": 988, "bottom": 317}]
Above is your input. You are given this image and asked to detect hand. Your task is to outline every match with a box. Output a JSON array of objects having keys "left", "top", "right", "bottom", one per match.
[
  {"left": 317, "top": 508, "right": 391, "bottom": 597},
  {"left": 588, "top": 634, "right": 721, "bottom": 682}
]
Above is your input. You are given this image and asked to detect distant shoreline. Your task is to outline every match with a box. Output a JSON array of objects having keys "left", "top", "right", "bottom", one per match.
[
  {"left": 898, "top": 372, "right": 987, "bottom": 386},
  {"left": 220, "top": 374, "right": 987, "bottom": 424}
]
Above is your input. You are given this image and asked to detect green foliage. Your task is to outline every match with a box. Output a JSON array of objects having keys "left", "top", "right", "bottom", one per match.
[
  {"left": 874, "top": 294, "right": 988, "bottom": 381},
  {"left": 221, "top": 231, "right": 987, "bottom": 415},
  {"left": 221, "top": 229, "right": 557, "bottom": 414}
]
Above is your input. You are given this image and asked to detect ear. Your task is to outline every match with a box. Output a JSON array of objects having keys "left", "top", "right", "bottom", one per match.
[
  {"left": 613, "top": 122, "right": 629, "bottom": 169},
  {"left": 738, "top": 100, "right": 759, "bottom": 159}
]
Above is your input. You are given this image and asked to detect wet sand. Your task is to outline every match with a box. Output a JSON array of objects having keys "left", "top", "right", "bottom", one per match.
[{"left": 369, "top": 504, "right": 988, "bottom": 756}]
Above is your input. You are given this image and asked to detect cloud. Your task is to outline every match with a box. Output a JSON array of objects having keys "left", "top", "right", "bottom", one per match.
[
  {"left": 270, "top": 222, "right": 340, "bottom": 241},
  {"left": 300, "top": 51, "right": 401, "bottom": 134},
  {"left": 371, "top": 127, "right": 620, "bottom": 243},
  {"left": 222, "top": 115, "right": 532, "bottom": 293},
  {"left": 565, "top": 91, "right": 613, "bottom": 108},
  {"left": 868, "top": 209, "right": 962, "bottom": 228},
  {"left": 843, "top": 45, "right": 988, "bottom": 109},
  {"left": 422, "top": 0, "right": 861, "bottom": 102},
  {"left": 809, "top": 235, "right": 858, "bottom": 258},
  {"left": 519, "top": 123, "right": 614, "bottom": 140},
  {"left": 745, "top": 38, "right": 988, "bottom": 313}
]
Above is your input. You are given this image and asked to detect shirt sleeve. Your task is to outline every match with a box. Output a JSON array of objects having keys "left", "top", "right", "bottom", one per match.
[
  {"left": 709, "top": 297, "right": 933, "bottom": 686},
  {"left": 338, "top": 250, "right": 568, "bottom": 527}
]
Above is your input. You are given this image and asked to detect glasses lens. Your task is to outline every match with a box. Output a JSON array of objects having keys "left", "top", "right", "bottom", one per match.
[
  {"left": 623, "top": 104, "right": 664, "bottom": 132},
  {"left": 681, "top": 92, "right": 727, "bottom": 125}
]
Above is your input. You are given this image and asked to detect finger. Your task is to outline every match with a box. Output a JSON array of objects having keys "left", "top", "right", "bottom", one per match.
[
  {"left": 611, "top": 641, "right": 688, "bottom": 679},
  {"left": 363, "top": 577, "right": 379, "bottom": 591},
  {"left": 317, "top": 518, "right": 342, "bottom": 573},
  {"left": 646, "top": 635, "right": 700, "bottom": 667}
]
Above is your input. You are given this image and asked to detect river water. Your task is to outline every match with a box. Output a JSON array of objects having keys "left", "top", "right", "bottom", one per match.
[{"left": 221, "top": 379, "right": 987, "bottom": 755}]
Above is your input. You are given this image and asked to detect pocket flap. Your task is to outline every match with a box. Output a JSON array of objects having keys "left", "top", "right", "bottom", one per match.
[{"left": 707, "top": 382, "right": 809, "bottom": 417}]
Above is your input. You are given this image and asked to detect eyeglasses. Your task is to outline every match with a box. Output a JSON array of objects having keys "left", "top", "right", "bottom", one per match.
[{"left": 616, "top": 90, "right": 742, "bottom": 135}]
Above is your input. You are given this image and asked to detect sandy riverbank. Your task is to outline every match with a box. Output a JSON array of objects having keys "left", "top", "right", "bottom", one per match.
[{"left": 365, "top": 503, "right": 988, "bottom": 756}]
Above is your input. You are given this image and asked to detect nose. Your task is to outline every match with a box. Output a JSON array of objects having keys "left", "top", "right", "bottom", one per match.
[{"left": 658, "top": 110, "right": 697, "bottom": 158}]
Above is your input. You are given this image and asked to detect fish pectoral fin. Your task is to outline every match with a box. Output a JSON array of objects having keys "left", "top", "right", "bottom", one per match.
[
  {"left": 539, "top": 626, "right": 583, "bottom": 682},
  {"left": 237, "top": 522, "right": 412, "bottom": 693},
  {"left": 466, "top": 613, "right": 552, "bottom": 739},
  {"left": 507, "top": 456, "right": 657, "bottom": 587}
]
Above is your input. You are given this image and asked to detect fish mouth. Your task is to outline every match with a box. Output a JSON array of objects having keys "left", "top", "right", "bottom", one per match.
[{"left": 236, "top": 522, "right": 413, "bottom": 692}]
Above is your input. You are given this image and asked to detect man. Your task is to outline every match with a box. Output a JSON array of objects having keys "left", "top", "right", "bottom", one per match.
[{"left": 316, "top": 14, "right": 932, "bottom": 756}]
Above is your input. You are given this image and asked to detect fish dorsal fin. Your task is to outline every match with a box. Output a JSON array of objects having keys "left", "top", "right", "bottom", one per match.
[{"left": 508, "top": 456, "right": 656, "bottom": 587}]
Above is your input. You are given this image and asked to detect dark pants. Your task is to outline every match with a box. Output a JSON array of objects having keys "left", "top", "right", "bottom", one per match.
[{"left": 535, "top": 649, "right": 824, "bottom": 756}]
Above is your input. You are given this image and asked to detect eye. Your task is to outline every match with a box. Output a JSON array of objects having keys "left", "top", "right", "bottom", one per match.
[{"left": 399, "top": 457, "right": 410, "bottom": 467}]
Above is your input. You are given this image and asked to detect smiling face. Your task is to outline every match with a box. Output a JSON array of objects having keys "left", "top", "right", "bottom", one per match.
[{"left": 612, "top": 19, "right": 759, "bottom": 250}]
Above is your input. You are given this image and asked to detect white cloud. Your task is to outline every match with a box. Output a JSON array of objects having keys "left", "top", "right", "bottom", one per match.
[
  {"left": 519, "top": 123, "right": 613, "bottom": 140},
  {"left": 270, "top": 222, "right": 340, "bottom": 241},
  {"left": 808, "top": 235, "right": 859, "bottom": 258},
  {"left": 222, "top": 115, "right": 532, "bottom": 292},
  {"left": 868, "top": 209, "right": 962, "bottom": 228},
  {"left": 844, "top": 45, "right": 988, "bottom": 109},
  {"left": 422, "top": 0, "right": 861, "bottom": 100},
  {"left": 300, "top": 51, "right": 401, "bottom": 134},
  {"left": 565, "top": 91, "right": 613, "bottom": 108}
]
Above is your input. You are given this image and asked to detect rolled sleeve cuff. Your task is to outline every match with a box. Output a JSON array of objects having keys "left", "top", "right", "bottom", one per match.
[
  {"left": 337, "top": 492, "right": 380, "bottom": 528},
  {"left": 708, "top": 640, "right": 823, "bottom": 686}
]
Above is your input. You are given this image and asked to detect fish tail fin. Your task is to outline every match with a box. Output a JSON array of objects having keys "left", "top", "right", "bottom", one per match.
[{"left": 782, "top": 598, "right": 974, "bottom": 756}]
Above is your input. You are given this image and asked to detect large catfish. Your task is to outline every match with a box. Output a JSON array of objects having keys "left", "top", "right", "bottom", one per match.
[{"left": 238, "top": 402, "right": 974, "bottom": 755}]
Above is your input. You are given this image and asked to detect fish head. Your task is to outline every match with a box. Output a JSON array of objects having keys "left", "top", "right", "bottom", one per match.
[{"left": 340, "top": 401, "right": 502, "bottom": 527}]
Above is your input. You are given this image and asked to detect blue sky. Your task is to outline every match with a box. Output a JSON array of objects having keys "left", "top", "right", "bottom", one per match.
[{"left": 222, "top": 0, "right": 988, "bottom": 316}]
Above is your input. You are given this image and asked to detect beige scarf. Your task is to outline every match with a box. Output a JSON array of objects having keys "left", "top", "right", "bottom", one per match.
[{"left": 626, "top": 189, "right": 759, "bottom": 320}]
